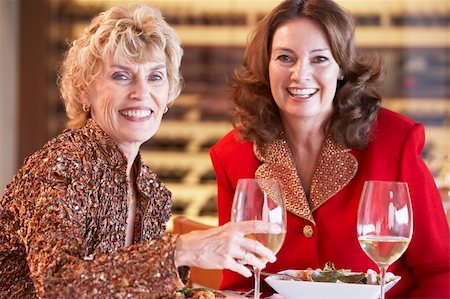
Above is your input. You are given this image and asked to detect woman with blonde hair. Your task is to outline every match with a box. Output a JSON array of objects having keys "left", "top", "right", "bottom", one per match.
[{"left": 0, "top": 4, "right": 280, "bottom": 298}]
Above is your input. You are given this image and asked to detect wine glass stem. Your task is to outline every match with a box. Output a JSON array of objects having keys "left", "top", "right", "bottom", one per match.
[
  {"left": 379, "top": 266, "right": 387, "bottom": 299},
  {"left": 253, "top": 267, "right": 261, "bottom": 299}
]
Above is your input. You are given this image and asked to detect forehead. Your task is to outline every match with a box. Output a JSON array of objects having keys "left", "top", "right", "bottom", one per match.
[
  {"left": 102, "top": 49, "right": 167, "bottom": 68},
  {"left": 107, "top": 45, "right": 167, "bottom": 65},
  {"left": 272, "top": 18, "right": 330, "bottom": 50}
]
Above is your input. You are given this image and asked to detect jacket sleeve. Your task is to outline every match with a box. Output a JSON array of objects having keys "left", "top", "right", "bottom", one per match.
[
  {"left": 1, "top": 155, "right": 186, "bottom": 298},
  {"left": 399, "top": 123, "right": 450, "bottom": 298},
  {"left": 210, "top": 146, "right": 235, "bottom": 227},
  {"left": 209, "top": 132, "right": 259, "bottom": 228}
]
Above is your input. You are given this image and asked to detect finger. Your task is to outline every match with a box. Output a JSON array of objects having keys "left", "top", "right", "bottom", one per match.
[
  {"left": 240, "top": 238, "right": 277, "bottom": 263},
  {"left": 240, "top": 251, "right": 267, "bottom": 270},
  {"left": 234, "top": 220, "right": 283, "bottom": 234},
  {"left": 237, "top": 249, "right": 248, "bottom": 261},
  {"left": 226, "top": 258, "right": 253, "bottom": 278}
]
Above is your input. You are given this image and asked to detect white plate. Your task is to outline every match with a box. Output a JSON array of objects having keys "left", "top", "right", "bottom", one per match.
[{"left": 265, "top": 272, "right": 401, "bottom": 299}]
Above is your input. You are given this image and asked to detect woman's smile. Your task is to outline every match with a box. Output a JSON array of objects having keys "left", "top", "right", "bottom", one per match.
[
  {"left": 287, "top": 87, "right": 319, "bottom": 100},
  {"left": 119, "top": 107, "right": 153, "bottom": 120}
]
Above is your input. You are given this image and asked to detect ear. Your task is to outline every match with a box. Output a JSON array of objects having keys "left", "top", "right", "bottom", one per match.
[
  {"left": 77, "top": 87, "right": 91, "bottom": 107},
  {"left": 338, "top": 70, "right": 344, "bottom": 81}
]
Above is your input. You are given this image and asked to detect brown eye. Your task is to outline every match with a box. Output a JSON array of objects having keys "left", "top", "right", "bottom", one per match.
[
  {"left": 313, "top": 56, "right": 329, "bottom": 63},
  {"left": 277, "top": 55, "right": 293, "bottom": 63}
]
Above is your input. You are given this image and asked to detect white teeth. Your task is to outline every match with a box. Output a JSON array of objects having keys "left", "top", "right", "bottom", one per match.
[
  {"left": 288, "top": 88, "right": 317, "bottom": 97},
  {"left": 120, "top": 110, "right": 151, "bottom": 118}
]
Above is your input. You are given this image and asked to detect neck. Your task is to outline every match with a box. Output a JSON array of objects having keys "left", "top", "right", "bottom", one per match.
[
  {"left": 281, "top": 115, "right": 327, "bottom": 149},
  {"left": 117, "top": 144, "right": 139, "bottom": 177},
  {"left": 280, "top": 115, "right": 328, "bottom": 198}
]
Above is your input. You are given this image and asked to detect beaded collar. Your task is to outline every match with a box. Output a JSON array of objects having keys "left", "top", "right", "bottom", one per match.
[{"left": 254, "top": 136, "right": 358, "bottom": 224}]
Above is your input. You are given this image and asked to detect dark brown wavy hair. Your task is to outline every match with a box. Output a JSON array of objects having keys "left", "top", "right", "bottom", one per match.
[{"left": 230, "top": 0, "right": 383, "bottom": 149}]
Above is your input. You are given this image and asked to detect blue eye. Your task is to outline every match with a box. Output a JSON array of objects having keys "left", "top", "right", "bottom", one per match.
[
  {"left": 112, "top": 73, "right": 129, "bottom": 81},
  {"left": 150, "top": 73, "right": 164, "bottom": 81}
]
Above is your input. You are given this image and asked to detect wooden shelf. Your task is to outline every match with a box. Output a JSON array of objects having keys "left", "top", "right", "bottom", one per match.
[{"left": 19, "top": 0, "right": 449, "bottom": 224}]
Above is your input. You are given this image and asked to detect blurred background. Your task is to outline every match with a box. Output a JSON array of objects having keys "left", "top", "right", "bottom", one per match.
[{"left": 1, "top": 0, "right": 449, "bottom": 227}]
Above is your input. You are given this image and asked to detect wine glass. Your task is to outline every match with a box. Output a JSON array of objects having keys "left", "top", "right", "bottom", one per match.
[
  {"left": 231, "top": 178, "right": 287, "bottom": 299},
  {"left": 357, "top": 181, "right": 413, "bottom": 299}
]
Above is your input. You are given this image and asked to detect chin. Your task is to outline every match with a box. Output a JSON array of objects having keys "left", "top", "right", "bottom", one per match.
[{"left": 136, "top": 135, "right": 153, "bottom": 144}]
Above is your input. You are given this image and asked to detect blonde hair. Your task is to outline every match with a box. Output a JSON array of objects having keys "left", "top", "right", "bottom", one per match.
[{"left": 59, "top": 4, "right": 183, "bottom": 129}]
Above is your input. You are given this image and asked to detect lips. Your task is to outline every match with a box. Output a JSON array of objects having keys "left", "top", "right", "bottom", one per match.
[{"left": 287, "top": 88, "right": 318, "bottom": 98}]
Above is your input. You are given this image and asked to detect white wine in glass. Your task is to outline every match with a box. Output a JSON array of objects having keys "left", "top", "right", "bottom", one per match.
[
  {"left": 357, "top": 181, "right": 413, "bottom": 299},
  {"left": 231, "top": 178, "right": 287, "bottom": 299}
]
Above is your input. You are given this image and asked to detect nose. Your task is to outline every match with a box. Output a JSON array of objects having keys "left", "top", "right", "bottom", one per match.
[
  {"left": 291, "top": 60, "right": 311, "bottom": 82},
  {"left": 130, "top": 77, "right": 150, "bottom": 101}
]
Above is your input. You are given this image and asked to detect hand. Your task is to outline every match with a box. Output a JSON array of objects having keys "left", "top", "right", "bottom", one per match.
[{"left": 174, "top": 221, "right": 281, "bottom": 277}]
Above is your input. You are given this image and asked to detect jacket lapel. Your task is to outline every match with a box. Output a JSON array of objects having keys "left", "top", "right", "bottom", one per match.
[{"left": 254, "top": 137, "right": 358, "bottom": 224}]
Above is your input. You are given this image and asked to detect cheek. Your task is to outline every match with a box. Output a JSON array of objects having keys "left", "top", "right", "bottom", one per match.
[
  {"left": 154, "top": 86, "right": 170, "bottom": 108},
  {"left": 268, "top": 66, "right": 284, "bottom": 97},
  {"left": 319, "top": 70, "right": 339, "bottom": 91},
  {"left": 91, "top": 93, "right": 116, "bottom": 122},
  {"left": 268, "top": 63, "right": 279, "bottom": 82},
  {"left": 322, "top": 74, "right": 339, "bottom": 102},
  {"left": 270, "top": 63, "right": 292, "bottom": 83},
  {"left": 95, "top": 94, "right": 113, "bottom": 112},
  {"left": 320, "top": 66, "right": 339, "bottom": 80}
]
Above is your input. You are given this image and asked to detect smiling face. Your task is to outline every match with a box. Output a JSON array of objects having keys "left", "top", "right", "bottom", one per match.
[
  {"left": 269, "top": 17, "right": 341, "bottom": 125},
  {"left": 86, "top": 53, "right": 169, "bottom": 155}
]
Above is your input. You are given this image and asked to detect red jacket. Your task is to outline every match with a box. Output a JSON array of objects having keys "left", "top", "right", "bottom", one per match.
[{"left": 210, "top": 108, "right": 450, "bottom": 298}]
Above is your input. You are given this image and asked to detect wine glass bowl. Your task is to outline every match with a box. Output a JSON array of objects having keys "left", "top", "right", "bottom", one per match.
[
  {"left": 231, "top": 178, "right": 287, "bottom": 299},
  {"left": 357, "top": 180, "right": 413, "bottom": 299}
]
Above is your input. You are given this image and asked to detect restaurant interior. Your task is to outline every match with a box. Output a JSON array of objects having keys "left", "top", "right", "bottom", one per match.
[{"left": 1, "top": 0, "right": 449, "bottom": 230}]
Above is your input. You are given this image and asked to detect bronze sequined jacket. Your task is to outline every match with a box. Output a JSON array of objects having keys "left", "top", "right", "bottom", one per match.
[{"left": 0, "top": 119, "right": 187, "bottom": 298}]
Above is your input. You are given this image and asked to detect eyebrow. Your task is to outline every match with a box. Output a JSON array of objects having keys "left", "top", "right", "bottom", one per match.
[
  {"left": 273, "top": 47, "right": 331, "bottom": 54},
  {"left": 110, "top": 63, "right": 167, "bottom": 71}
]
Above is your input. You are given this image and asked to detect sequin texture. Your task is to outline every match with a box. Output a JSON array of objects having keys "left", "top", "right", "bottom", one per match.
[
  {"left": 254, "top": 136, "right": 358, "bottom": 224},
  {"left": 0, "top": 119, "right": 187, "bottom": 298}
]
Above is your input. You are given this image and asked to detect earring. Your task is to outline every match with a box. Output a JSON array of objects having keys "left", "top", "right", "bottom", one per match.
[
  {"left": 338, "top": 74, "right": 344, "bottom": 80},
  {"left": 163, "top": 107, "right": 169, "bottom": 114},
  {"left": 83, "top": 104, "right": 90, "bottom": 113}
]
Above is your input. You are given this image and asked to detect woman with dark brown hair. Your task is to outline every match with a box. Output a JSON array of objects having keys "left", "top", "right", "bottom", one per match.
[{"left": 210, "top": 0, "right": 450, "bottom": 297}]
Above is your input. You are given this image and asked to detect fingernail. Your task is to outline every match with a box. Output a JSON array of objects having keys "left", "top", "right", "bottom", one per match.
[{"left": 244, "top": 269, "right": 252, "bottom": 278}]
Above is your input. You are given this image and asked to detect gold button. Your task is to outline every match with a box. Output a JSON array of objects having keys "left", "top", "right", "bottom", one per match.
[{"left": 303, "top": 225, "right": 313, "bottom": 238}]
